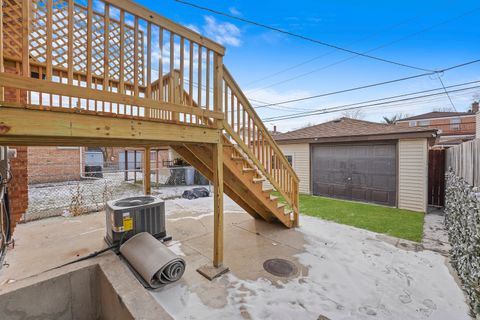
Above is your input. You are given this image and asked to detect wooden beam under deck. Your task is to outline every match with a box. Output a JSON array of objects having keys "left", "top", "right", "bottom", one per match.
[{"left": 0, "top": 107, "right": 221, "bottom": 147}]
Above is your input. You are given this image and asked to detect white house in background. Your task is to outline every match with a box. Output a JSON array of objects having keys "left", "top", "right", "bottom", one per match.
[{"left": 272, "top": 118, "right": 438, "bottom": 213}]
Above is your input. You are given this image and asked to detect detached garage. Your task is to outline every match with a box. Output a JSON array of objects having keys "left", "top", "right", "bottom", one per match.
[{"left": 273, "top": 118, "right": 437, "bottom": 212}]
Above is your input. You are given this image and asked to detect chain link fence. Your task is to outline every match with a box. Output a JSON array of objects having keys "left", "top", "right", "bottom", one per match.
[{"left": 25, "top": 147, "right": 210, "bottom": 221}]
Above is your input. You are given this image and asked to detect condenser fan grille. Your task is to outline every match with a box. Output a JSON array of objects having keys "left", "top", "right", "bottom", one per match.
[{"left": 114, "top": 196, "right": 156, "bottom": 208}]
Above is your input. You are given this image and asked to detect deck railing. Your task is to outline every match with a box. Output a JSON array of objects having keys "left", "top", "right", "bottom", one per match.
[
  {"left": 0, "top": 0, "right": 224, "bottom": 125},
  {"left": 222, "top": 67, "right": 300, "bottom": 224}
]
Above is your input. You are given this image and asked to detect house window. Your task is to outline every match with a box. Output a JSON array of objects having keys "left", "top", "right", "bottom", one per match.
[
  {"left": 450, "top": 117, "right": 461, "bottom": 130},
  {"left": 418, "top": 120, "right": 430, "bottom": 127},
  {"left": 272, "top": 155, "right": 293, "bottom": 168},
  {"left": 285, "top": 155, "right": 293, "bottom": 166},
  {"left": 409, "top": 120, "right": 417, "bottom": 127}
]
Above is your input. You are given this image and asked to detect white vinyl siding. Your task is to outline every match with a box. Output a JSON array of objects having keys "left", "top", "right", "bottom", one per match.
[
  {"left": 398, "top": 138, "right": 428, "bottom": 212},
  {"left": 278, "top": 144, "right": 311, "bottom": 194}
]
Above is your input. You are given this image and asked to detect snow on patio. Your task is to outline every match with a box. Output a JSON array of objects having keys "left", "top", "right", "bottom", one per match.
[{"left": 152, "top": 197, "right": 470, "bottom": 320}]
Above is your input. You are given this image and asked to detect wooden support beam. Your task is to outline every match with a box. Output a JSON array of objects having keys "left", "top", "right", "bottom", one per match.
[
  {"left": 134, "top": 150, "right": 137, "bottom": 183},
  {"left": 124, "top": 150, "right": 129, "bottom": 181},
  {"left": 0, "top": 0, "right": 4, "bottom": 101},
  {"left": 143, "top": 147, "right": 151, "bottom": 194},
  {"left": 0, "top": 107, "right": 221, "bottom": 146},
  {"left": 21, "top": 0, "right": 30, "bottom": 78},
  {"left": 212, "top": 135, "right": 224, "bottom": 268}
]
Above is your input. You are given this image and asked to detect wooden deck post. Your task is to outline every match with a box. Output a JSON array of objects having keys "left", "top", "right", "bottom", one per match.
[
  {"left": 212, "top": 137, "right": 224, "bottom": 267},
  {"left": 196, "top": 58, "right": 229, "bottom": 279},
  {"left": 134, "top": 150, "right": 137, "bottom": 183},
  {"left": 124, "top": 150, "right": 128, "bottom": 181},
  {"left": 144, "top": 147, "right": 151, "bottom": 195}
]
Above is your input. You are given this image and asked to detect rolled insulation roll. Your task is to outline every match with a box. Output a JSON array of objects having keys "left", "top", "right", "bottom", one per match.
[{"left": 120, "top": 232, "right": 186, "bottom": 288}]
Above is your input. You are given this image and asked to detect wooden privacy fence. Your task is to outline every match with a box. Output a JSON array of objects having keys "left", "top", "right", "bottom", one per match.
[
  {"left": 446, "top": 139, "right": 480, "bottom": 187},
  {"left": 428, "top": 149, "right": 445, "bottom": 207}
]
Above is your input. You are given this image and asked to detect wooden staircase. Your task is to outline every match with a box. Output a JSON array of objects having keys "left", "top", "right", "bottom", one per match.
[{"left": 173, "top": 141, "right": 295, "bottom": 227}]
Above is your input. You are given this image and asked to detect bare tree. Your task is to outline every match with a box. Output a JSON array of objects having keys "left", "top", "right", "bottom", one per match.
[
  {"left": 433, "top": 106, "right": 454, "bottom": 112},
  {"left": 382, "top": 112, "right": 412, "bottom": 124},
  {"left": 341, "top": 109, "right": 365, "bottom": 119},
  {"left": 99, "top": 147, "right": 115, "bottom": 163}
]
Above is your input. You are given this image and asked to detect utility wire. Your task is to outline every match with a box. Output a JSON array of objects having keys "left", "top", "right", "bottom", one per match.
[
  {"left": 436, "top": 75, "right": 457, "bottom": 111},
  {"left": 263, "top": 79, "right": 480, "bottom": 115},
  {"left": 255, "top": 59, "right": 480, "bottom": 108},
  {"left": 263, "top": 85, "right": 480, "bottom": 122},
  {"left": 174, "top": 0, "right": 432, "bottom": 72},
  {"left": 247, "top": 6, "right": 480, "bottom": 92}
]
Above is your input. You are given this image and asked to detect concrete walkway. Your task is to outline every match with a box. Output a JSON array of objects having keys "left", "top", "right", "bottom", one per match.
[
  {"left": 0, "top": 197, "right": 470, "bottom": 320},
  {"left": 422, "top": 207, "right": 451, "bottom": 256}
]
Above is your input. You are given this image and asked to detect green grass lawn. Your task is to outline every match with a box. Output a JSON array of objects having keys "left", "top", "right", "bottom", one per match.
[{"left": 277, "top": 193, "right": 425, "bottom": 242}]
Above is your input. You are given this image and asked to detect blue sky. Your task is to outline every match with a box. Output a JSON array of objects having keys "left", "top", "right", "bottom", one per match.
[{"left": 137, "top": 0, "right": 480, "bottom": 131}]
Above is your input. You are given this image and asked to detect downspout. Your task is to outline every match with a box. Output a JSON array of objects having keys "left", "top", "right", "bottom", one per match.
[{"left": 79, "top": 147, "right": 88, "bottom": 179}]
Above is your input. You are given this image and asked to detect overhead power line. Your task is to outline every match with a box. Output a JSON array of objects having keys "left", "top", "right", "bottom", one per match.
[
  {"left": 262, "top": 79, "right": 480, "bottom": 115},
  {"left": 255, "top": 59, "right": 480, "bottom": 109},
  {"left": 263, "top": 84, "right": 480, "bottom": 122},
  {"left": 246, "top": 6, "right": 480, "bottom": 91},
  {"left": 436, "top": 75, "right": 457, "bottom": 111},
  {"left": 174, "top": 0, "right": 432, "bottom": 72}
]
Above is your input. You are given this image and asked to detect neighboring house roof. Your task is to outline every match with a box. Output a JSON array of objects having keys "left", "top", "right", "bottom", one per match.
[
  {"left": 435, "top": 135, "right": 476, "bottom": 147},
  {"left": 274, "top": 117, "right": 437, "bottom": 144},
  {"left": 399, "top": 111, "right": 474, "bottom": 121}
]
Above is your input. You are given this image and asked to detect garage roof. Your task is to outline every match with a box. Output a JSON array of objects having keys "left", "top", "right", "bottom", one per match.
[{"left": 274, "top": 117, "right": 437, "bottom": 144}]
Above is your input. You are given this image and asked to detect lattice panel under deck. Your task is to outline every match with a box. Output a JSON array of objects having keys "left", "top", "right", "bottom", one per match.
[{"left": 27, "top": 0, "right": 144, "bottom": 88}]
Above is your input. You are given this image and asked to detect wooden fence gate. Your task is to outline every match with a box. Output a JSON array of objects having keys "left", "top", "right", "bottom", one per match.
[{"left": 428, "top": 149, "right": 446, "bottom": 207}]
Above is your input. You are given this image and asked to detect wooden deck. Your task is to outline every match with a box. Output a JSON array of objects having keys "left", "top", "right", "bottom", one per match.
[{"left": 0, "top": 0, "right": 299, "bottom": 270}]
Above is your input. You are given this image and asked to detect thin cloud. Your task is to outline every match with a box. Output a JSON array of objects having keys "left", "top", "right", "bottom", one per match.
[
  {"left": 203, "top": 16, "right": 242, "bottom": 47},
  {"left": 229, "top": 7, "right": 242, "bottom": 16}
]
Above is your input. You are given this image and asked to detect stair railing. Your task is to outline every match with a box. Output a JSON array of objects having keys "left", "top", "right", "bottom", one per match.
[{"left": 222, "top": 66, "right": 299, "bottom": 225}]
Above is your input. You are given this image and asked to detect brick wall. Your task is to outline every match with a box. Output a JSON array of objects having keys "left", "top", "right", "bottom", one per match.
[
  {"left": 8, "top": 147, "right": 28, "bottom": 227},
  {"left": 398, "top": 115, "right": 476, "bottom": 136},
  {"left": 28, "top": 147, "right": 81, "bottom": 184}
]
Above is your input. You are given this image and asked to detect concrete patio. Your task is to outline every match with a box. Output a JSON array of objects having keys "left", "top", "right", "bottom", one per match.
[{"left": 0, "top": 196, "right": 471, "bottom": 320}]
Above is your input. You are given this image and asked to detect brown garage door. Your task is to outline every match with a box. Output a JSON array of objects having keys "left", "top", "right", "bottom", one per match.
[{"left": 312, "top": 143, "right": 397, "bottom": 206}]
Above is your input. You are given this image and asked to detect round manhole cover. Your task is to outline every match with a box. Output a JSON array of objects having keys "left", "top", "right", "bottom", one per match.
[{"left": 263, "top": 258, "right": 298, "bottom": 277}]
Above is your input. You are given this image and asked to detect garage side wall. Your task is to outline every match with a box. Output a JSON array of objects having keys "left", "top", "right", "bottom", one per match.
[
  {"left": 276, "top": 144, "right": 310, "bottom": 194},
  {"left": 398, "top": 138, "right": 428, "bottom": 212}
]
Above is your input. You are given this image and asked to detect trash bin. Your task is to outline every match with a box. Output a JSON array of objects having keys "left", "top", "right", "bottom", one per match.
[
  {"left": 195, "top": 170, "right": 209, "bottom": 185},
  {"left": 184, "top": 167, "right": 195, "bottom": 185}
]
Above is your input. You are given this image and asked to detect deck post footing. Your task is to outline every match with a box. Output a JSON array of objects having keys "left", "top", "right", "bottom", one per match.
[{"left": 196, "top": 264, "right": 229, "bottom": 281}]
